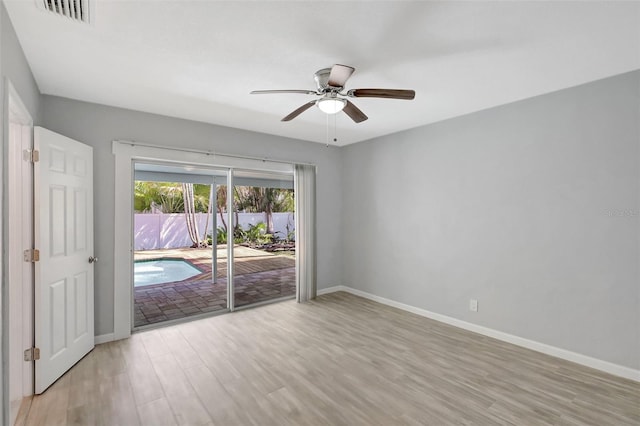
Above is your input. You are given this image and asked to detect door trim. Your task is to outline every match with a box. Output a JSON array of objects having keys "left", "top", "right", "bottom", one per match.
[{"left": 3, "top": 80, "right": 34, "bottom": 426}]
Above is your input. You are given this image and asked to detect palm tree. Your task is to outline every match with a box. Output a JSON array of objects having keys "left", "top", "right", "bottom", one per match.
[
  {"left": 134, "top": 181, "right": 160, "bottom": 212},
  {"left": 234, "top": 187, "right": 294, "bottom": 235},
  {"left": 182, "top": 183, "right": 214, "bottom": 247},
  {"left": 134, "top": 181, "right": 184, "bottom": 213},
  {"left": 134, "top": 181, "right": 213, "bottom": 214}
]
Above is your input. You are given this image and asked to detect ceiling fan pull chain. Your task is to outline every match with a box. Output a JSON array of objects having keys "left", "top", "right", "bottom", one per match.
[{"left": 325, "top": 112, "right": 329, "bottom": 147}]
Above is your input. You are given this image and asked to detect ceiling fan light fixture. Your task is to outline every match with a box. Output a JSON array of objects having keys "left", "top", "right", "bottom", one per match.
[{"left": 317, "top": 98, "right": 346, "bottom": 115}]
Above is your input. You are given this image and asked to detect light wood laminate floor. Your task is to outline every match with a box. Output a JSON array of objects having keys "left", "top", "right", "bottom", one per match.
[{"left": 18, "top": 292, "right": 640, "bottom": 425}]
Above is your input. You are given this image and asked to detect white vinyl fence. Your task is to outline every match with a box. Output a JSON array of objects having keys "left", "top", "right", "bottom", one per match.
[{"left": 134, "top": 212, "right": 295, "bottom": 250}]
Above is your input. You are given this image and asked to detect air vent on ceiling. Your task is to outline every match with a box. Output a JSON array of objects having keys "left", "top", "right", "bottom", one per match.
[{"left": 37, "top": 0, "right": 92, "bottom": 24}]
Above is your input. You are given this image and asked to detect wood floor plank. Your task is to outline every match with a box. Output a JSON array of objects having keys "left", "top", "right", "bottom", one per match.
[
  {"left": 120, "top": 336, "right": 166, "bottom": 406},
  {"left": 23, "top": 375, "right": 69, "bottom": 426},
  {"left": 166, "top": 394, "right": 212, "bottom": 426},
  {"left": 158, "top": 326, "right": 204, "bottom": 370},
  {"left": 140, "top": 329, "right": 171, "bottom": 359},
  {"left": 14, "top": 396, "right": 32, "bottom": 426},
  {"left": 184, "top": 364, "right": 256, "bottom": 425},
  {"left": 136, "top": 398, "right": 177, "bottom": 426},
  {"left": 20, "top": 292, "right": 640, "bottom": 425},
  {"left": 97, "top": 372, "right": 140, "bottom": 426},
  {"left": 150, "top": 352, "right": 195, "bottom": 397}
]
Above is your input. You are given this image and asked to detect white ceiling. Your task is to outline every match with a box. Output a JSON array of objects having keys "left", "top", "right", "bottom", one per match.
[{"left": 5, "top": 1, "right": 640, "bottom": 146}]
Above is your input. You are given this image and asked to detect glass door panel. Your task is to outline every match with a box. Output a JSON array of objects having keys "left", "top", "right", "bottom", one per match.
[
  {"left": 232, "top": 170, "right": 296, "bottom": 308},
  {"left": 132, "top": 162, "right": 229, "bottom": 328}
]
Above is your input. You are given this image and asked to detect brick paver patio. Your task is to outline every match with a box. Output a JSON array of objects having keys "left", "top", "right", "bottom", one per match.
[{"left": 134, "top": 246, "right": 295, "bottom": 327}]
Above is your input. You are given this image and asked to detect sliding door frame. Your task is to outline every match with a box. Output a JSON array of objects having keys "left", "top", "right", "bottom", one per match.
[
  {"left": 227, "top": 169, "right": 234, "bottom": 312},
  {"left": 113, "top": 141, "right": 296, "bottom": 339}
]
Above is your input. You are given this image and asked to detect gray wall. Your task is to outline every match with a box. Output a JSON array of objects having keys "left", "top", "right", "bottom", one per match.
[
  {"left": 41, "top": 96, "right": 343, "bottom": 336},
  {"left": 342, "top": 71, "right": 640, "bottom": 370},
  {"left": 1, "top": 2, "right": 40, "bottom": 122}
]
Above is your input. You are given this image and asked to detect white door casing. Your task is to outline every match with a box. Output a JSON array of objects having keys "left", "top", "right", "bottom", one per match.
[
  {"left": 7, "top": 86, "right": 34, "bottom": 423},
  {"left": 34, "top": 127, "right": 94, "bottom": 394},
  {"left": 8, "top": 122, "right": 33, "bottom": 406}
]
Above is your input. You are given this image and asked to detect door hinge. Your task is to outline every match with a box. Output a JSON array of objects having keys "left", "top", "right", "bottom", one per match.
[
  {"left": 23, "top": 149, "right": 39, "bottom": 163},
  {"left": 24, "top": 347, "right": 40, "bottom": 362},
  {"left": 23, "top": 249, "right": 40, "bottom": 262}
]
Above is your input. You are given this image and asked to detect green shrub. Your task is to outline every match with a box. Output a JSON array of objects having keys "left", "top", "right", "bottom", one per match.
[
  {"left": 215, "top": 227, "right": 227, "bottom": 244},
  {"left": 210, "top": 223, "right": 274, "bottom": 245},
  {"left": 246, "top": 222, "right": 273, "bottom": 244}
]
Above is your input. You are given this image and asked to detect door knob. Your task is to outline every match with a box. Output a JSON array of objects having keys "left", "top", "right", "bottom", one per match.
[{"left": 88, "top": 256, "right": 98, "bottom": 264}]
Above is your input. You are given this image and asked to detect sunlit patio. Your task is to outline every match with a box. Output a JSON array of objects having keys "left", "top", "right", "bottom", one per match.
[{"left": 133, "top": 246, "right": 295, "bottom": 327}]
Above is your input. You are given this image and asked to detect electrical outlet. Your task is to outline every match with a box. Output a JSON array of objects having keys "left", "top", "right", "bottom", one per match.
[{"left": 469, "top": 299, "right": 478, "bottom": 312}]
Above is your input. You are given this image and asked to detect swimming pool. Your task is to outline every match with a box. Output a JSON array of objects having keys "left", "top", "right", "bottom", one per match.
[{"left": 134, "top": 259, "right": 202, "bottom": 287}]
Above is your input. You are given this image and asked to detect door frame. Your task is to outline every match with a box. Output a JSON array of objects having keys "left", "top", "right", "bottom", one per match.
[
  {"left": 3, "top": 80, "right": 35, "bottom": 425},
  {"left": 112, "top": 141, "right": 295, "bottom": 339}
]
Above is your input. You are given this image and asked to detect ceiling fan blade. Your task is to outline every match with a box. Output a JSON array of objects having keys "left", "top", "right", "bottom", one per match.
[
  {"left": 343, "top": 100, "right": 368, "bottom": 123},
  {"left": 328, "top": 64, "right": 355, "bottom": 88},
  {"left": 349, "top": 88, "right": 415, "bottom": 100},
  {"left": 281, "top": 101, "right": 317, "bottom": 122},
  {"left": 251, "top": 89, "right": 318, "bottom": 95}
]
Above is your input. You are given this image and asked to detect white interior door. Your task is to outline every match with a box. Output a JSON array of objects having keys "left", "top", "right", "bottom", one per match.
[{"left": 34, "top": 127, "right": 94, "bottom": 394}]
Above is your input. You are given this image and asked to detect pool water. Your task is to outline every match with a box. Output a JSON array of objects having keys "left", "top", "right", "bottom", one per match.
[{"left": 134, "top": 259, "right": 202, "bottom": 287}]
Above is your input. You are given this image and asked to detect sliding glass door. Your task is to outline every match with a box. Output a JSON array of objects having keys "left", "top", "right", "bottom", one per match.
[
  {"left": 131, "top": 161, "right": 297, "bottom": 328},
  {"left": 231, "top": 170, "right": 296, "bottom": 309}
]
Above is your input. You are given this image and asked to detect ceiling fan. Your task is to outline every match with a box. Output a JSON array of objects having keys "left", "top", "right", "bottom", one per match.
[{"left": 250, "top": 64, "right": 415, "bottom": 123}]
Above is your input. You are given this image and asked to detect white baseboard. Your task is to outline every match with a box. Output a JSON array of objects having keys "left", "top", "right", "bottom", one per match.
[
  {"left": 317, "top": 285, "right": 348, "bottom": 295},
  {"left": 94, "top": 333, "right": 115, "bottom": 345},
  {"left": 318, "top": 286, "right": 640, "bottom": 382}
]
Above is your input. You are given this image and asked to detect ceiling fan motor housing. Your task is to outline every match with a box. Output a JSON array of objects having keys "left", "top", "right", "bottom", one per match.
[{"left": 314, "top": 68, "right": 334, "bottom": 91}]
